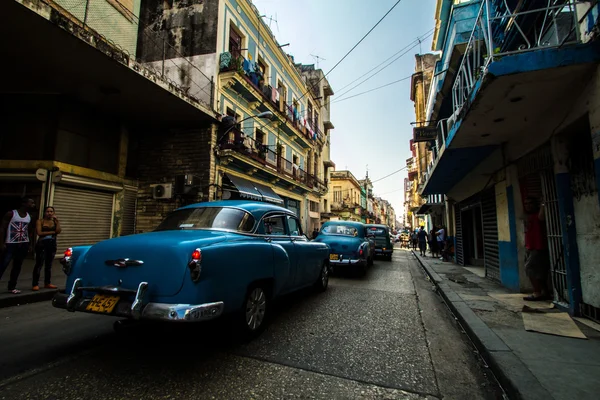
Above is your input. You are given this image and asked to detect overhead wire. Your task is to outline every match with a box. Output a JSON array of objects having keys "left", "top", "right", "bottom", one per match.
[
  {"left": 297, "top": 0, "right": 406, "bottom": 101},
  {"left": 335, "top": 31, "right": 434, "bottom": 99},
  {"left": 335, "top": 29, "right": 434, "bottom": 93}
]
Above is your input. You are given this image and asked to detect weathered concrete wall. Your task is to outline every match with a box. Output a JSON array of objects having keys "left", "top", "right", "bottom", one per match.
[
  {"left": 55, "top": 0, "right": 142, "bottom": 55},
  {"left": 136, "top": 0, "right": 219, "bottom": 61},
  {"left": 129, "top": 124, "right": 217, "bottom": 232},
  {"left": 573, "top": 193, "right": 600, "bottom": 308}
]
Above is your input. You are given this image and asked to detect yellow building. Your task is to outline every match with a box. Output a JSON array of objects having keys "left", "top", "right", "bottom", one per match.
[{"left": 329, "top": 171, "right": 364, "bottom": 222}]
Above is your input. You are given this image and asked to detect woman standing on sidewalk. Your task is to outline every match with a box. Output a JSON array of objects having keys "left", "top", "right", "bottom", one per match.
[{"left": 32, "top": 206, "right": 61, "bottom": 291}]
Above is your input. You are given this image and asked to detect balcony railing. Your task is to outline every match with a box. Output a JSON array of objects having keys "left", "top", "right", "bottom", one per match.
[
  {"left": 452, "top": 0, "right": 582, "bottom": 115},
  {"left": 219, "top": 53, "right": 324, "bottom": 143},
  {"left": 218, "top": 127, "right": 327, "bottom": 192}
]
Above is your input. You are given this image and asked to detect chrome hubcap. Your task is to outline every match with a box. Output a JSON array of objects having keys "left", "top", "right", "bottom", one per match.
[
  {"left": 245, "top": 288, "right": 266, "bottom": 331},
  {"left": 321, "top": 265, "right": 329, "bottom": 287}
]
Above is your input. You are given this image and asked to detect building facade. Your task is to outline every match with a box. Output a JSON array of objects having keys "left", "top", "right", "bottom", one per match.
[
  {"left": 1, "top": 0, "right": 219, "bottom": 255},
  {"left": 419, "top": 0, "right": 600, "bottom": 319},
  {"left": 330, "top": 170, "right": 364, "bottom": 222}
]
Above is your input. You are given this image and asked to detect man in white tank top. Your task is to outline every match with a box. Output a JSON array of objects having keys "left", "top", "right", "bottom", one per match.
[{"left": 0, "top": 197, "right": 36, "bottom": 294}]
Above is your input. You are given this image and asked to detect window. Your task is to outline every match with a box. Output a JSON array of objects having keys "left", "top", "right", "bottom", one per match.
[
  {"left": 333, "top": 186, "right": 342, "bottom": 202},
  {"left": 277, "top": 81, "right": 287, "bottom": 112},
  {"left": 287, "top": 216, "right": 303, "bottom": 237},
  {"left": 263, "top": 215, "right": 287, "bottom": 236},
  {"left": 229, "top": 25, "right": 243, "bottom": 58},
  {"left": 156, "top": 207, "right": 256, "bottom": 232},
  {"left": 307, "top": 102, "right": 313, "bottom": 129},
  {"left": 321, "top": 223, "right": 359, "bottom": 237}
]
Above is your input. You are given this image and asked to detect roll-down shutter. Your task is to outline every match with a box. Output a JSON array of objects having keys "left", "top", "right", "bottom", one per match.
[
  {"left": 455, "top": 203, "right": 464, "bottom": 266},
  {"left": 481, "top": 188, "right": 500, "bottom": 282},
  {"left": 53, "top": 186, "right": 114, "bottom": 252},
  {"left": 121, "top": 187, "right": 137, "bottom": 236}
]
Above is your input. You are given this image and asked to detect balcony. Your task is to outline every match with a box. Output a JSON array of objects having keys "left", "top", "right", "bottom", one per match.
[
  {"left": 218, "top": 127, "right": 327, "bottom": 194},
  {"left": 219, "top": 53, "right": 324, "bottom": 148},
  {"left": 422, "top": 0, "right": 600, "bottom": 196}
]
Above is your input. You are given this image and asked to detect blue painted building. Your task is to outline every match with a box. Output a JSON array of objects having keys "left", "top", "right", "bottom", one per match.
[{"left": 419, "top": 0, "right": 600, "bottom": 318}]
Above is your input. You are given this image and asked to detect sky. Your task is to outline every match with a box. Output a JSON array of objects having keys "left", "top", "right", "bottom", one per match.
[{"left": 252, "top": 0, "right": 437, "bottom": 220}]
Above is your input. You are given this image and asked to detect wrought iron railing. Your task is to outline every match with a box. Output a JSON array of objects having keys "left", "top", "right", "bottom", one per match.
[
  {"left": 219, "top": 52, "right": 325, "bottom": 143},
  {"left": 218, "top": 128, "right": 327, "bottom": 192},
  {"left": 33, "top": 0, "right": 215, "bottom": 109},
  {"left": 452, "top": 0, "right": 582, "bottom": 115}
]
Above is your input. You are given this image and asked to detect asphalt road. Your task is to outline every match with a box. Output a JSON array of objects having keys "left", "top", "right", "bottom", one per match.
[{"left": 0, "top": 249, "right": 503, "bottom": 399}]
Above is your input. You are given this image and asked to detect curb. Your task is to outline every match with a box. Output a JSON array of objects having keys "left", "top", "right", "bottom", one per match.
[
  {"left": 0, "top": 290, "right": 58, "bottom": 309},
  {"left": 411, "top": 251, "right": 552, "bottom": 400}
]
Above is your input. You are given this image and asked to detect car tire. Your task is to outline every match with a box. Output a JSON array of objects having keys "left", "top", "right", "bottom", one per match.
[
  {"left": 313, "top": 262, "right": 329, "bottom": 292},
  {"left": 367, "top": 255, "right": 374, "bottom": 267},
  {"left": 238, "top": 284, "right": 269, "bottom": 339}
]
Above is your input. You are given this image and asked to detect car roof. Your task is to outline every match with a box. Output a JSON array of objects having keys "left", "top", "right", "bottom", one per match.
[
  {"left": 323, "top": 220, "right": 365, "bottom": 228},
  {"left": 178, "top": 200, "right": 294, "bottom": 220},
  {"left": 365, "top": 224, "right": 389, "bottom": 229}
]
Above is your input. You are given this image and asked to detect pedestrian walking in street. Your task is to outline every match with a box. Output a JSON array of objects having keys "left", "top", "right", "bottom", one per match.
[
  {"left": 411, "top": 230, "right": 418, "bottom": 251},
  {"left": 428, "top": 229, "right": 438, "bottom": 258},
  {"left": 32, "top": 206, "right": 61, "bottom": 291},
  {"left": 436, "top": 226, "right": 446, "bottom": 261},
  {"left": 522, "top": 197, "right": 551, "bottom": 301},
  {"left": 312, "top": 226, "right": 319, "bottom": 240},
  {"left": 0, "top": 197, "right": 36, "bottom": 294},
  {"left": 417, "top": 226, "right": 428, "bottom": 257}
]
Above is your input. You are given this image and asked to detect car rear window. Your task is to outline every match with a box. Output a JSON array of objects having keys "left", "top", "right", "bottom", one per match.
[
  {"left": 367, "top": 227, "right": 388, "bottom": 236},
  {"left": 321, "top": 224, "right": 359, "bottom": 236},
  {"left": 156, "top": 207, "right": 255, "bottom": 232}
]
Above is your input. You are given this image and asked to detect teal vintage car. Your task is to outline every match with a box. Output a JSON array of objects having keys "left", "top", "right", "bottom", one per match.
[
  {"left": 314, "top": 220, "right": 373, "bottom": 275},
  {"left": 52, "top": 201, "right": 330, "bottom": 337},
  {"left": 365, "top": 224, "right": 393, "bottom": 261}
]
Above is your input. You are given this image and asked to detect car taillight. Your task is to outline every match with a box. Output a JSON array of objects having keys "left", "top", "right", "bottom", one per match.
[
  {"left": 191, "top": 249, "right": 201, "bottom": 261},
  {"left": 359, "top": 248, "right": 364, "bottom": 256},
  {"left": 188, "top": 248, "right": 202, "bottom": 283},
  {"left": 61, "top": 247, "right": 73, "bottom": 275}
]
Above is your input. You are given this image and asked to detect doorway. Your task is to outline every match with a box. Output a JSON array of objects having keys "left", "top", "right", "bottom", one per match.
[{"left": 461, "top": 206, "right": 485, "bottom": 267}]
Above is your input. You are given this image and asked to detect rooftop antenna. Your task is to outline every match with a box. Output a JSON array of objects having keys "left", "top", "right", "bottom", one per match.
[
  {"left": 263, "top": 14, "right": 279, "bottom": 33},
  {"left": 310, "top": 54, "right": 326, "bottom": 68}
]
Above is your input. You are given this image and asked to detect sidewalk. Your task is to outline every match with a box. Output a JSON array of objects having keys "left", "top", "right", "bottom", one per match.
[
  {"left": 0, "top": 258, "right": 66, "bottom": 308},
  {"left": 412, "top": 251, "right": 600, "bottom": 400}
]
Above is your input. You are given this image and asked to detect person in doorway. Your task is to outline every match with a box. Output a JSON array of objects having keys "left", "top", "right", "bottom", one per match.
[
  {"left": 436, "top": 226, "right": 447, "bottom": 261},
  {"left": 523, "top": 197, "right": 550, "bottom": 301},
  {"left": 312, "top": 227, "right": 319, "bottom": 240},
  {"left": 32, "top": 206, "right": 61, "bottom": 291},
  {"left": 417, "top": 226, "right": 428, "bottom": 257},
  {"left": 0, "top": 198, "right": 36, "bottom": 294}
]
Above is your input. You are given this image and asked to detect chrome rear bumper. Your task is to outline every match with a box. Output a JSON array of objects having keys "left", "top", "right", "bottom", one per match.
[
  {"left": 52, "top": 278, "right": 224, "bottom": 322},
  {"left": 329, "top": 258, "right": 366, "bottom": 266}
]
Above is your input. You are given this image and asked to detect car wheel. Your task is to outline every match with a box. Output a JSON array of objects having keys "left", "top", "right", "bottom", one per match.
[
  {"left": 367, "top": 255, "right": 374, "bottom": 267},
  {"left": 240, "top": 285, "right": 269, "bottom": 338},
  {"left": 314, "top": 262, "right": 329, "bottom": 292}
]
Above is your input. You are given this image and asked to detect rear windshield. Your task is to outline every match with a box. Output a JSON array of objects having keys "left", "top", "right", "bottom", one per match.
[
  {"left": 321, "top": 224, "right": 360, "bottom": 237},
  {"left": 367, "top": 227, "right": 388, "bottom": 236},
  {"left": 156, "top": 207, "right": 255, "bottom": 232}
]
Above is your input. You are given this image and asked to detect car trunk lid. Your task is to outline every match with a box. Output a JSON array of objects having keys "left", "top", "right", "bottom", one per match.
[{"left": 79, "top": 230, "right": 228, "bottom": 297}]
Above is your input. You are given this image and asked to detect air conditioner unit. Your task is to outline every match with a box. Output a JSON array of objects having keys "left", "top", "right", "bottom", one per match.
[{"left": 151, "top": 183, "right": 173, "bottom": 199}]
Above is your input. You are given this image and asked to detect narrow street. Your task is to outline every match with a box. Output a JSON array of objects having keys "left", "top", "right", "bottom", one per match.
[{"left": 0, "top": 249, "right": 502, "bottom": 400}]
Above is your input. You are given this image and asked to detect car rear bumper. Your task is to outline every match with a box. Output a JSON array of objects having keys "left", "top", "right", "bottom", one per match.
[
  {"left": 329, "top": 258, "right": 367, "bottom": 267},
  {"left": 374, "top": 248, "right": 393, "bottom": 255},
  {"left": 52, "top": 278, "right": 224, "bottom": 322}
]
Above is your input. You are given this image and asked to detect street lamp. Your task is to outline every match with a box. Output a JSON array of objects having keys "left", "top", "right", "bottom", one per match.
[{"left": 217, "top": 111, "right": 274, "bottom": 147}]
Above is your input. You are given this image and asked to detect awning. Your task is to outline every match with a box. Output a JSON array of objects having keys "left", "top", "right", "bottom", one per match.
[
  {"left": 252, "top": 181, "right": 284, "bottom": 205},
  {"left": 224, "top": 174, "right": 263, "bottom": 201},
  {"left": 415, "top": 204, "right": 432, "bottom": 215},
  {"left": 224, "top": 174, "right": 283, "bottom": 204}
]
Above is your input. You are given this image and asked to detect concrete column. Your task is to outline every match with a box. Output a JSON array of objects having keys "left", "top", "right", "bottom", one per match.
[
  {"left": 551, "top": 135, "right": 582, "bottom": 315},
  {"left": 506, "top": 164, "right": 531, "bottom": 292},
  {"left": 589, "top": 65, "right": 600, "bottom": 208}
]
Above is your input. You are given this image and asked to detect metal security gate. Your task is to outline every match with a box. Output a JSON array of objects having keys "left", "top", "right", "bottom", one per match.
[
  {"left": 481, "top": 188, "right": 500, "bottom": 282},
  {"left": 52, "top": 185, "right": 114, "bottom": 252},
  {"left": 455, "top": 203, "right": 464, "bottom": 265},
  {"left": 121, "top": 186, "right": 138, "bottom": 236},
  {"left": 518, "top": 145, "right": 568, "bottom": 305}
]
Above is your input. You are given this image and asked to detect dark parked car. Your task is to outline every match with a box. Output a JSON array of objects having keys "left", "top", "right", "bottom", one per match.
[
  {"left": 365, "top": 224, "right": 393, "bottom": 261},
  {"left": 53, "top": 201, "right": 330, "bottom": 338},
  {"left": 314, "top": 221, "right": 373, "bottom": 275}
]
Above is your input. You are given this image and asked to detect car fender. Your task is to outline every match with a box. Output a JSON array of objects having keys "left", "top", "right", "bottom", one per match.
[
  {"left": 171, "top": 240, "right": 288, "bottom": 314},
  {"left": 63, "top": 246, "right": 92, "bottom": 290}
]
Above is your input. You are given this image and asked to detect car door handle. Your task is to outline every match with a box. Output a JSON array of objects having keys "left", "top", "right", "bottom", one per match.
[
  {"left": 265, "top": 237, "right": 272, "bottom": 243},
  {"left": 290, "top": 238, "right": 297, "bottom": 242}
]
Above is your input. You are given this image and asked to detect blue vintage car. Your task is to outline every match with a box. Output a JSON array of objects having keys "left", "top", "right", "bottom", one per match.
[
  {"left": 52, "top": 201, "right": 330, "bottom": 337},
  {"left": 314, "top": 220, "right": 373, "bottom": 275}
]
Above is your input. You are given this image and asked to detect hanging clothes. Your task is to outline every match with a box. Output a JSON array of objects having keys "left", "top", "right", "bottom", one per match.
[
  {"left": 271, "top": 87, "right": 278, "bottom": 103},
  {"left": 220, "top": 52, "right": 232, "bottom": 70}
]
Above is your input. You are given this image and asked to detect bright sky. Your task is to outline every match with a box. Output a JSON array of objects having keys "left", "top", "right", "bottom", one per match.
[{"left": 252, "top": 0, "right": 437, "bottom": 219}]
